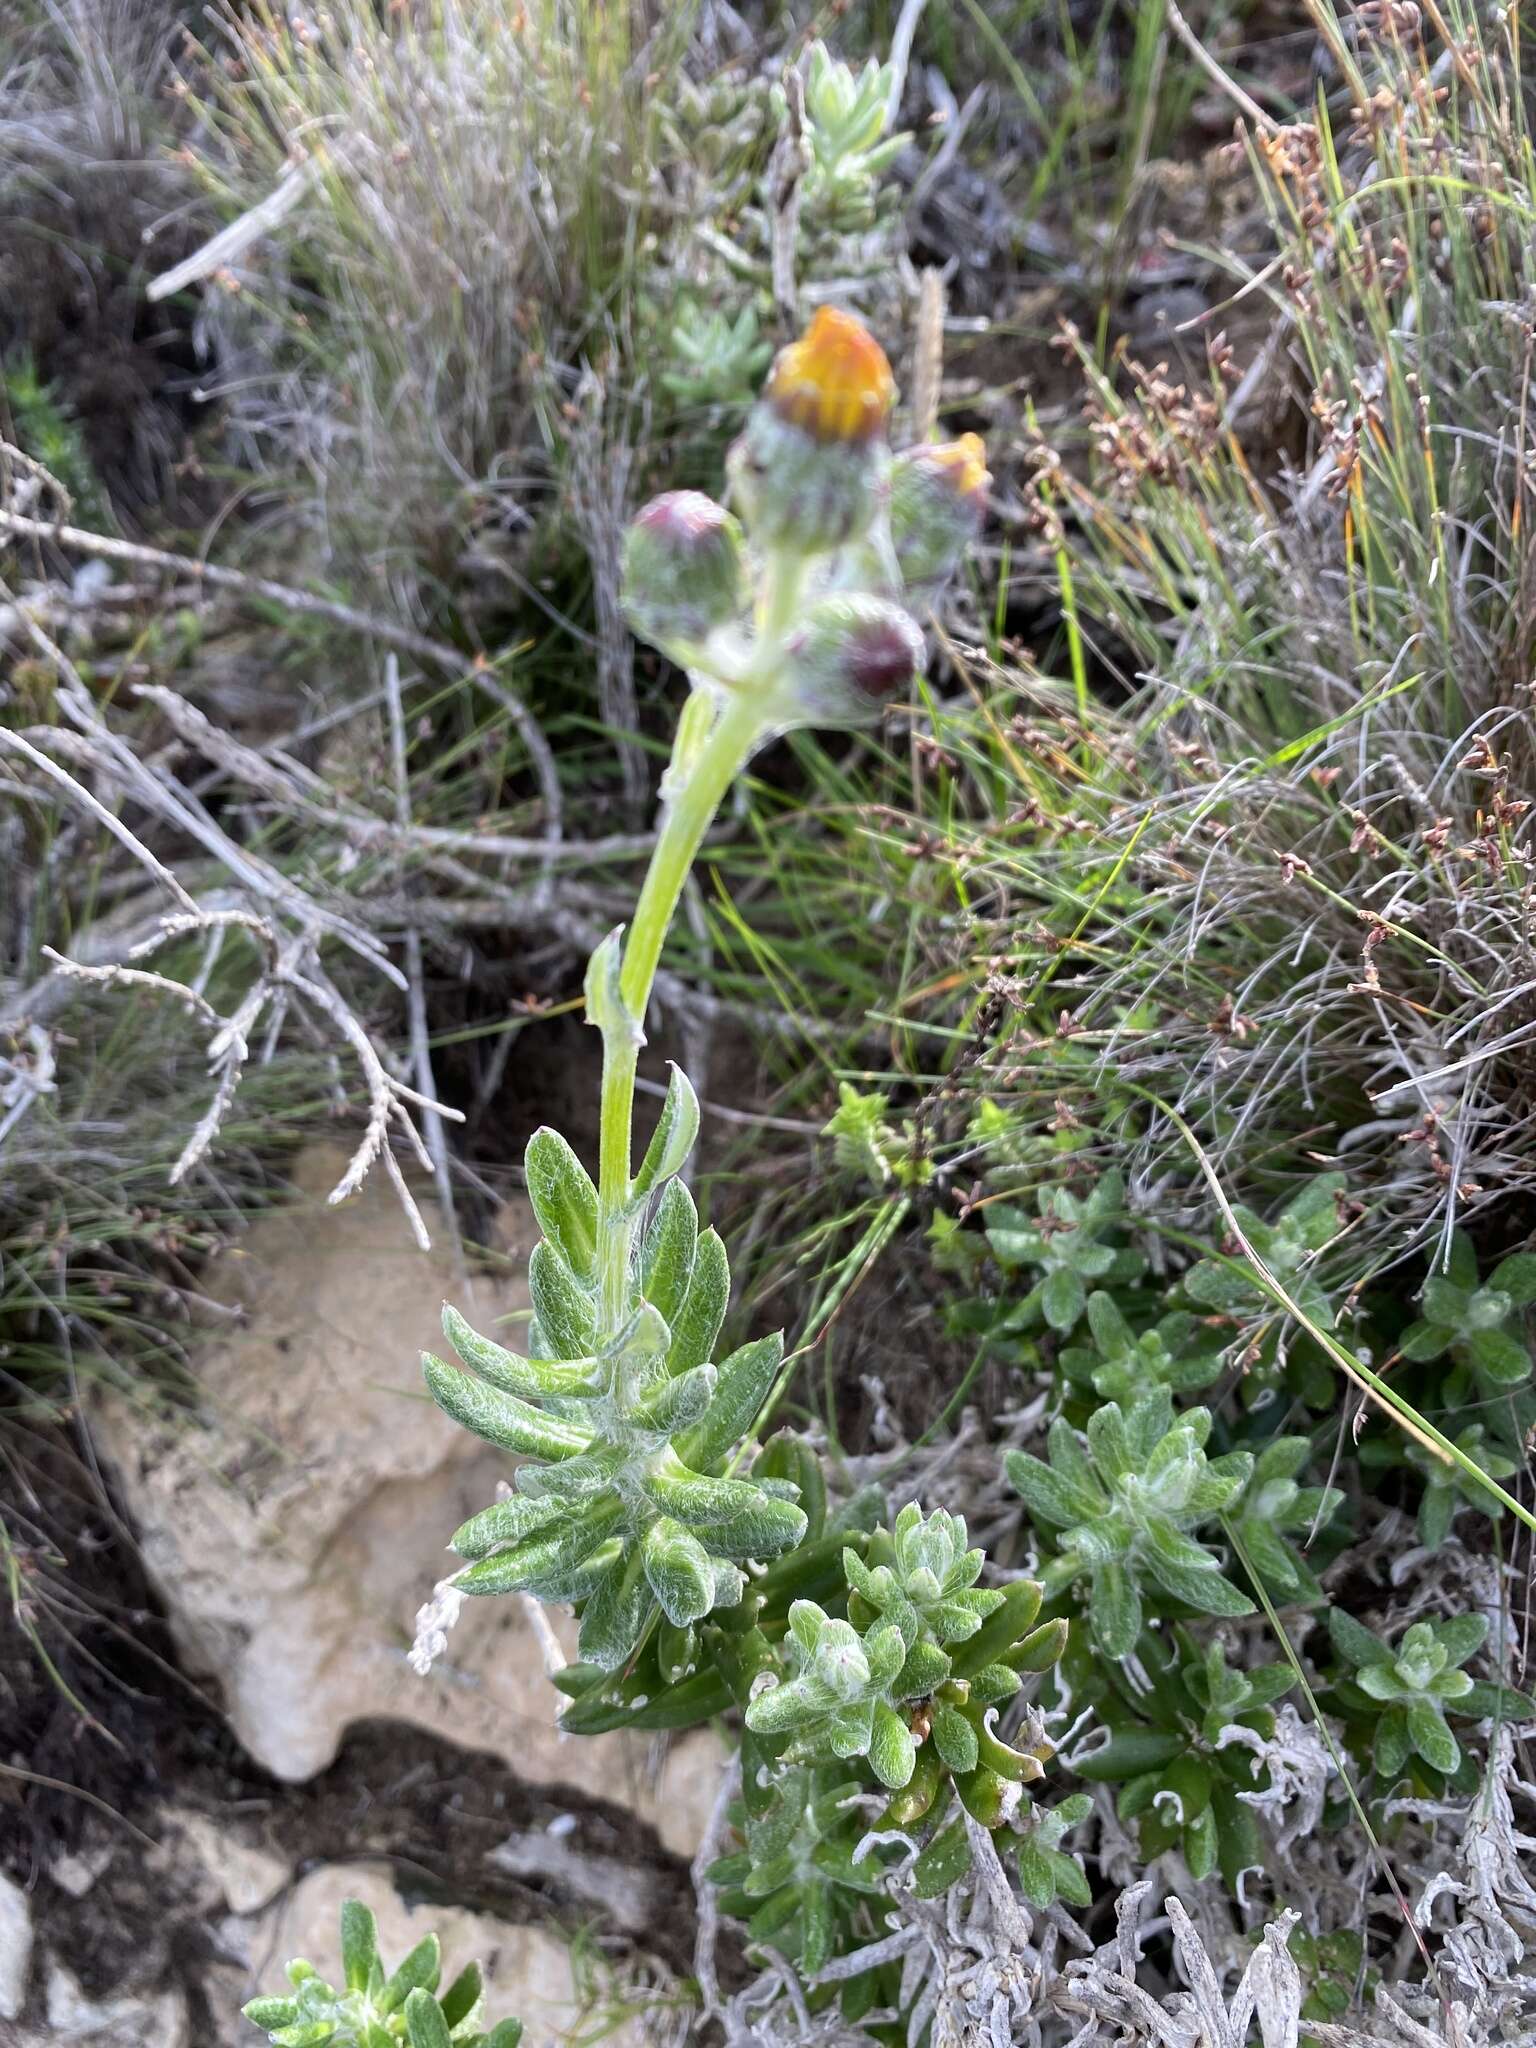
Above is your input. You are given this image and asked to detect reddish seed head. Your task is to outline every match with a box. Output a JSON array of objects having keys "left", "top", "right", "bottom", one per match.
[
  {"left": 845, "top": 611, "right": 923, "bottom": 701},
  {"left": 634, "top": 490, "right": 735, "bottom": 546}
]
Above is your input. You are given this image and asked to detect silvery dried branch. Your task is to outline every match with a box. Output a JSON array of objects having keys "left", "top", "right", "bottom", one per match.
[{"left": 0, "top": 604, "right": 461, "bottom": 1245}]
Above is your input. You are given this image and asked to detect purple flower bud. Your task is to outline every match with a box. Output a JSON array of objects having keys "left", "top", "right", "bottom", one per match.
[
  {"left": 781, "top": 594, "right": 925, "bottom": 724},
  {"left": 621, "top": 492, "right": 749, "bottom": 658},
  {"left": 889, "top": 436, "right": 989, "bottom": 599}
]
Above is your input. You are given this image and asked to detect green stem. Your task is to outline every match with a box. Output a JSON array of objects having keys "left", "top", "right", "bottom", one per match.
[{"left": 595, "top": 689, "right": 766, "bottom": 1334}]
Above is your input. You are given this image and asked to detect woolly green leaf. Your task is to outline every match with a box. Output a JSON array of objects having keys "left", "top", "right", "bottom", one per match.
[
  {"left": 584, "top": 926, "right": 637, "bottom": 1044},
  {"left": 1007, "top": 1618, "right": 1069, "bottom": 1673},
  {"left": 403, "top": 1991, "right": 452, "bottom": 2048},
  {"left": 641, "top": 1517, "right": 717, "bottom": 1627},
  {"left": 752, "top": 1428, "right": 827, "bottom": 1541},
  {"left": 1085, "top": 1401, "right": 1134, "bottom": 1483},
  {"left": 1418, "top": 1482, "right": 1454, "bottom": 1550},
  {"left": 1329, "top": 1606, "right": 1389, "bottom": 1668},
  {"left": 578, "top": 1549, "right": 652, "bottom": 1670},
  {"left": 243, "top": 2000, "right": 301, "bottom": 2032},
  {"left": 1422, "top": 1276, "right": 1472, "bottom": 1327},
  {"left": 633, "top": 1063, "right": 700, "bottom": 1199},
  {"left": 1141, "top": 1549, "right": 1254, "bottom": 1616},
  {"left": 484, "top": 2022, "right": 524, "bottom": 2048},
  {"left": 450, "top": 1495, "right": 565, "bottom": 1560},
  {"left": 1236, "top": 1519, "right": 1303, "bottom": 1591},
  {"left": 524, "top": 1126, "right": 598, "bottom": 1280},
  {"left": 422, "top": 1353, "right": 589, "bottom": 1461},
  {"left": 1089, "top": 1562, "right": 1141, "bottom": 1657},
  {"left": 912, "top": 1818, "right": 971, "bottom": 1898},
  {"left": 1432, "top": 1613, "right": 1488, "bottom": 1667},
  {"left": 1184, "top": 1804, "right": 1219, "bottom": 1882},
  {"left": 931, "top": 1702, "right": 979, "bottom": 1774},
  {"left": 455, "top": 1505, "right": 621, "bottom": 1595},
  {"left": 1004, "top": 1449, "right": 1098, "bottom": 1530},
  {"left": 1407, "top": 1699, "right": 1459, "bottom": 1774},
  {"left": 676, "top": 1334, "right": 783, "bottom": 1472},
  {"left": 379, "top": 1936, "right": 441, "bottom": 2014},
  {"left": 439, "top": 1964, "right": 482, "bottom": 2031},
  {"left": 950, "top": 1579, "right": 1044, "bottom": 1678},
  {"left": 1374, "top": 1706, "right": 1411, "bottom": 1781},
  {"left": 1045, "top": 1847, "right": 1092, "bottom": 1908},
  {"left": 513, "top": 1443, "right": 626, "bottom": 1504},
  {"left": 630, "top": 1362, "right": 718, "bottom": 1436},
  {"left": 640, "top": 1178, "right": 698, "bottom": 1325},
  {"left": 441, "top": 1304, "right": 596, "bottom": 1399},
  {"left": 666, "top": 1226, "right": 730, "bottom": 1376},
  {"left": 1490, "top": 1253, "right": 1536, "bottom": 1307},
  {"left": 1398, "top": 1320, "right": 1451, "bottom": 1362},
  {"left": 1014, "top": 1836, "right": 1059, "bottom": 1908},
  {"left": 703, "top": 1493, "right": 809, "bottom": 1560},
  {"left": 339, "top": 1899, "right": 378, "bottom": 1994},
  {"left": 1041, "top": 1266, "right": 1085, "bottom": 1332},
  {"left": 528, "top": 1240, "right": 596, "bottom": 1362},
  {"left": 868, "top": 1701, "right": 916, "bottom": 1788},
  {"left": 1466, "top": 1327, "right": 1531, "bottom": 1385}
]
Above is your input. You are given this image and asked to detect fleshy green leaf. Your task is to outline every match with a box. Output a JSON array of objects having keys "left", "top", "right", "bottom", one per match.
[
  {"left": 633, "top": 1063, "right": 701, "bottom": 1198},
  {"left": 422, "top": 1354, "right": 589, "bottom": 1462},
  {"left": 379, "top": 1936, "right": 441, "bottom": 2014},
  {"left": 1407, "top": 1699, "right": 1459, "bottom": 1774},
  {"left": 640, "top": 1178, "right": 698, "bottom": 1324},
  {"left": 528, "top": 1240, "right": 596, "bottom": 1361},
  {"left": 1090, "top": 1562, "right": 1142, "bottom": 1656},
  {"left": 641, "top": 1517, "right": 717, "bottom": 1627},
  {"left": 677, "top": 1334, "right": 783, "bottom": 1472},
  {"left": 524, "top": 1126, "right": 599, "bottom": 1279},
  {"left": 339, "top": 1899, "right": 378, "bottom": 1994},
  {"left": 578, "top": 1549, "right": 652, "bottom": 1670},
  {"left": 667, "top": 1227, "right": 730, "bottom": 1376},
  {"left": 930, "top": 1702, "right": 979, "bottom": 1774}
]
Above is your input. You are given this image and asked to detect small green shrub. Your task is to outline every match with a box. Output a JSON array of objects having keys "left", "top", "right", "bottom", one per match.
[{"left": 242, "top": 1897, "right": 522, "bottom": 2048}]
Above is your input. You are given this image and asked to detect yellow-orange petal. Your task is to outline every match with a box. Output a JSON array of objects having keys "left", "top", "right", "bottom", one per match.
[
  {"left": 767, "top": 306, "right": 896, "bottom": 445},
  {"left": 923, "top": 434, "right": 989, "bottom": 501}
]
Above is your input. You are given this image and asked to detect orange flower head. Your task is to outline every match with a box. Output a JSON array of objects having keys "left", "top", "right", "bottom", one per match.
[
  {"left": 767, "top": 308, "right": 895, "bottom": 445},
  {"left": 922, "top": 434, "right": 990, "bottom": 502}
]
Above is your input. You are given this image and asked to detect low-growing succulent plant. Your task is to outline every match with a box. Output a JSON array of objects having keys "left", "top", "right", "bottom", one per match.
[
  {"left": 242, "top": 1898, "right": 521, "bottom": 2048},
  {"left": 1401, "top": 1421, "right": 1522, "bottom": 1549},
  {"left": 1069, "top": 1629, "right": 1295, "bottom": 1887},
  {"left": 984, "top": 1169, "right": 1146, "bottom": 1338},
  {"left": 1007, "top": 1390, "right": 1255, "bottom": 1656},
  {"left": 1328, "top": 1609, "right": 1535, "bottom": 1783},
  {"left": 1396, "top": 1229, "right": 1536, "bottom": 1395},
  {"left": 1058, "top": 1291, "right": 1225, "bottom": 1404},
  {"left": 1225, "top": 1435, "right": 1344, "bottom": 1602},
  {"left": 1182, "top": 1174, "right": 1347, "bottom": 1347}
]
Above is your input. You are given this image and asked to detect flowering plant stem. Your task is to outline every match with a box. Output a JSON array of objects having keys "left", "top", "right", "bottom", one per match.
[{"left": 597, "top": 688, "right": 765, "bottom": 1332}]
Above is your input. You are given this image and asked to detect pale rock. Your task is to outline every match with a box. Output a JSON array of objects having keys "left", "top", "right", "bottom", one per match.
[
  {"left": 43, "top": 1966, "right": 187, "bottom": 2046},
  {"left": 0, "top": 1869, "right": 33, "bottom": 2020},
  {"left": 95, "top": 1145, "right": 723, "bottom": 1853},
  {"left": 162, "top": 1812, "right": 288, "bottom": 1916},
  {"left": 247, "top": 1864, "right": 647, "bottom": 2048},
  {"left": 50, "top": 1846, "right": 111, "bottom": 1899}
]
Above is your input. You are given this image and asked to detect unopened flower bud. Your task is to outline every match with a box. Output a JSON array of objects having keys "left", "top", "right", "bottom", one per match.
[
  {"left": 780, "top": 593, "right": 924, "bottom": 723},
  {"left": 727, "top": 308, "right": 895, "bottom": 553},
  {"left": 889, "top": 435, "right": 989, "bottom": 598},
  {"left": 620, "top": 491, "right": 749, "bottom": 658}
]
